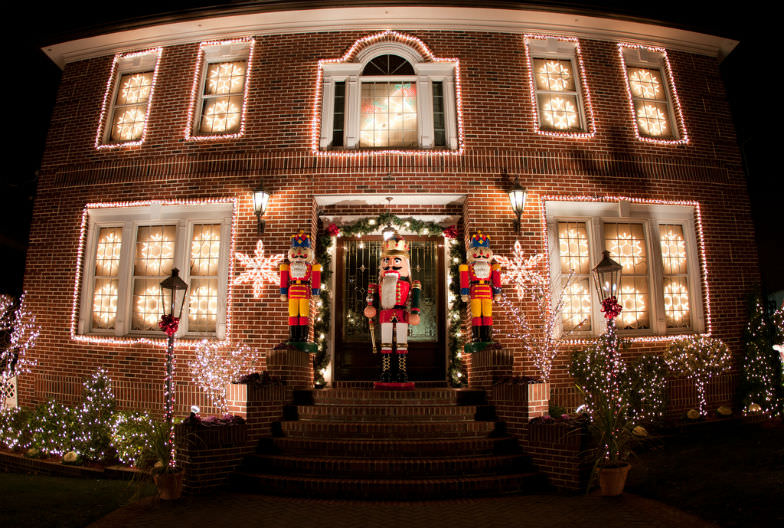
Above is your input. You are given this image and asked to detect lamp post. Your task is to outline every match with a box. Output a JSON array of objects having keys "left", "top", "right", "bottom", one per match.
[
  {"left": 253, "top": 185, "right": 270, "bottom": 234},
  {"left": 508, "top": 176, "right": 527, "bottom": 234},
  {"left": 592, "top": 250, "right": 623, "bottom": 328},
  {"left": 159, "top": 268, "right": 188, "bottom": 467}
]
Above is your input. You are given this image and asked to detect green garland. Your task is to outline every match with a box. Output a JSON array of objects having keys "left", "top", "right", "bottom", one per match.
[{"left": 313, "top": 214, "right": 467, "bottom": 387}]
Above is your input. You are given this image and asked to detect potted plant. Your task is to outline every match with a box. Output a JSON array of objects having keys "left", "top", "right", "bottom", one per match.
[
  {"left": 146, "top": 421, "right": 183, "bottom": 500},
  {"left": 584, "top": 387, "right": 635, "bottom": 496}
]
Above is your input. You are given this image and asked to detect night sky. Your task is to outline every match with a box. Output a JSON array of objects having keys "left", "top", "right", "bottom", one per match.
[{"left": 3, "top": 2, "right": 779, "bottom": 297}]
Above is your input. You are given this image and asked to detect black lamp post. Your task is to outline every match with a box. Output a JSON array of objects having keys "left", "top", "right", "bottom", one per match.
[
  {"left": 508, "top": 176, "right": 527, "bottom": 234},
  {"left": 592, "top": 250, "right": 623, "bottom": 327},
  {"left": 159, "top": 268, "right": 188, "bottom": 466},
  {"left": 253, "top": 185, "right": 270, "bottom": 234}
]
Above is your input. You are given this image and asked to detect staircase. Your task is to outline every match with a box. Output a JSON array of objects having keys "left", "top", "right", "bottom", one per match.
[{"left": 234, "top": 385, "right": 544, "bottom": 499}]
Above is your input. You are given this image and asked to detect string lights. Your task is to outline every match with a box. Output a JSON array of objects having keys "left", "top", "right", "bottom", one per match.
[
  {"left": 233, "top": 240, "right": 285, "bottom": 298},
  {"left": 189, "top": 341, "right": 262, "bottom": 413},
  {"left": 70, "top": 198, "right": 237, "bottom": 348},
  {"left": 494, "top": 240, "right": 546, "bottom": 301},
  {"left": 184, "top": 37, "right": 255, "bottom": 141},
  {"left": 1, "top": 294, "right": 39, "bottom": 411},
  {"left": 95, "top": 48, "right": 162, "bottom": 150},
  {"left": 665, "top": 335, "right": 730, "bottom": 416},
  {"left": 523, "top": 34, "right": 596, "bottom": 139},
  {"left": 618, "top": 43, "right": 689, "bottom": 145},
  {"left": 311, "top": 30, "right": 465, "bottom": 156}
]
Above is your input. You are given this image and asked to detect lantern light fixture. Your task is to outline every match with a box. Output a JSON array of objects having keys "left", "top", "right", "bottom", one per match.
[
  {"left": 508, "top": 175, "right": 527, "bottom": 233},
  {"left": 591, "top": 250, "right": 623, "bottom": 304},
  {"left": 252, "top": 186, "right": 270, "bottom": 234}
]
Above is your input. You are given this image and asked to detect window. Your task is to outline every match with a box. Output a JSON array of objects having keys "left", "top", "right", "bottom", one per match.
[
  {"left": 619, "top": 44, "right": 688, "bottom": 144},
  {"left": 77, "top": 203, "right": 233, "bottom": 338},
  {"left": 318, "top": 40, "right": 460, "bottom": 151},
  {"left": 96, "top": 48, "right": 162, "bottom": 148},
  {"left": 524, "top": 36, "right": 594, "bottom": 137},
  {"left": 186, "top": 38, "right": 254, "bottom": 140},
  {"left": 546, "top": 200, "right": 704, "bottom": 336}
]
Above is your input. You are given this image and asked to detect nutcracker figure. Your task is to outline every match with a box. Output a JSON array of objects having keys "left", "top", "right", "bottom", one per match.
[
  {"left": 280, "top": 231, "right": 322, "bottom": 342},
  {"left": 459, "top": 231, "right": 501, "bottom": 342},
  {"left": 363, "top": 232, "right": 421, "bottom": 382}
]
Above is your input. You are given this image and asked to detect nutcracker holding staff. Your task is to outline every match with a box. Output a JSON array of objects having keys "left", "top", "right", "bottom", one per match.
[
  {"left": 459, "top": 231, "right": 501, "bottom": 342},
  {"left": 364, "top": 232, "right": 421, "bottom": 382},
  {"left": 280, "top": 231, "right": 322, "bottom": 342}
]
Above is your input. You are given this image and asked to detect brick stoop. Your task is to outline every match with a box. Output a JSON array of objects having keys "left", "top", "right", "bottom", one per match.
[{"left": 233, "top": 387, "right": 546, "bottom": 499}]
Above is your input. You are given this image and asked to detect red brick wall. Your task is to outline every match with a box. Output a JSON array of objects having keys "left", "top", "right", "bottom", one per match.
[{"left": 20, "top": 29, "right": 757, "bottom": 411}]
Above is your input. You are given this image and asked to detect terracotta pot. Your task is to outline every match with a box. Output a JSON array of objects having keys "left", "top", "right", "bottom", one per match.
[
  {"left": 154, "top": 470, "right": 184, "bottom": 500},
  {"left": 598, "top": 462, "right": 630, "bottom": 496}
]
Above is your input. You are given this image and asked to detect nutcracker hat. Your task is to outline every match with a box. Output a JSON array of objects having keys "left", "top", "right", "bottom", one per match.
[
  {"left": 381, "top": 231, "right": 410, "bottom": 259},
  {"left": 290, "top": 230, "right": 312, "bottom": 249},
  {"left": 469, "top": 231, "right": 491, "bottom": 249}
]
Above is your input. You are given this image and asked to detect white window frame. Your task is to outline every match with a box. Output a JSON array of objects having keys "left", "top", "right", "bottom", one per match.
[
  {"left": 319, "top": 42, "right": 459, "bottom": 151},
  {"left": 78, "top": 203, "right": 233, "bottom": 339},
  {"left": 97, "top": 49, "right": 162, "bottom": 148},
  {"left": 619, "top": 45, "right": 687, "bottom": 143},
  {"left": 187, "top": 39, "right": 253, "bottom": 140},
  {"left": 526, "top": 37, "right": 590, "bottom": 135},
  {"left": 546, "top": 200, "right": 705, "bottom": 337}
]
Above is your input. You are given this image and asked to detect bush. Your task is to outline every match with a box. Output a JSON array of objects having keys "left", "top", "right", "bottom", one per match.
[
  {"left": 29, "top": 399, "right": 78, "bottom": 456},
  {"left": 666, "top": 335, "right": 730, "bottom": 417},
  {"left": 0, "top": 407, "right": 30, "bottom": 449},
  {"left": 111, "top": 411, "right": 155, "bottom": 467},
  {"left": 628, "top": 354, "right": 668, "bottom": 425},
  {"left": 569, "top": 330, "right": 631, "bottom": 417}
]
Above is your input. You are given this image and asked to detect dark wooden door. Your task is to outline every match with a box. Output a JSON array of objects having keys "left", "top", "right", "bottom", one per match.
[{"left": 334, "top": 236, "right": 445, "bottom": 381}]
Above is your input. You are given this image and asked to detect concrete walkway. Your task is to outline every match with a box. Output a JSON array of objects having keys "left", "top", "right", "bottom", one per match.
[{"left": 90, "top": 492, "right": 716, "bottom": 528}]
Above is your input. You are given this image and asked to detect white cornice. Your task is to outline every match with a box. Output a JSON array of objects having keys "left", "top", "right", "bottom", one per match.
[
  {"left": 314, "top": 193, "right": 467, "bottom": 207},
  {"left": 43, "top": 6, "right": 737, "bottom": 69}
]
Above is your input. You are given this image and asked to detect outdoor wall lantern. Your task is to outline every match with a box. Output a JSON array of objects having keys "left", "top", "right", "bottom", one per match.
[
  {"left": 252, "top": 185, "right": 270, "bottom": 234},
  {"left": 508, "top": 176, "right": 527, "bottom": 233},
  {"left": 592, "top": 250, "right": 624, "bottom": 327}
]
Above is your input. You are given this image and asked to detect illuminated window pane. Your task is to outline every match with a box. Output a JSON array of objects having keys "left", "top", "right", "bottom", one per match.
[
  {"left": 200, "top": 96, "right": 243, "bottom": 134},
  {"left": 605, "top": 223, "right": 648, "bottom": 275},
  {"left": 538, "top": 94, "right": 580, "bottom": 131},
  {"left": 634, "top": 101, "right": 671, "bottom": 137},
  {"left": 557, "top": 222, "right": 590, "bottom": 274},
  {"left": 660, "top": 225, "right": 687, "bottom": 275},
  {"left": 92, "top": 279, "right": 119, "bottom": 329},
  {"left": 628, "top": 68, "right": 665, "bottom": 100},
  {"left": 135, "top": 225, "right": 175, "bottom": 276},
  {"left": 132, "top": 279, "right": 163, "bottom": 331},
  {"left": 562, "top": 277, "right": 591, "bottom": 331},
  {"left": 116, "top": 72, "right": 153, "bottom": 105},
  {"left": 188, "top": 278, "right": 219, "bottom": 332},
  {"left": 191, "top": 224, "right": 221, "bottom": 276},
  {"left": 95, "top": 227, "right": 123, "bottom": 276},
  {"left": 534, "top": 59, "right": 575, "bottom": 92},
  {"left": 618, "top": 277, "right": 650, "bottom": 329},
  {"left": 660, "top": 224, "right": 690, "bottom": 328},
  {"left": 204, "top": 61, "right": 246, "bottom": 95},
  {"left": 359, "top": 82, "right": 417, "bottom": 148},
  {"left": 627, "top": 67, "right": 673, "bottom": 139},
  {"left": 111, "top": 105, "right": 148, "bottom": 142},
  {"left": 663, "top": 277, "right": 690, "bottom": 328},
  {"left": 108, "top": 71, "right": 153, "bottom": 143}
]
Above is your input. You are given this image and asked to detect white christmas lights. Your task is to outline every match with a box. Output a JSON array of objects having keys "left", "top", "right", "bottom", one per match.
[
  {"left": 494, "top": 240, "right": 546, "bottom": 301},
  {"left": 0, "top": 294, "right": 39, "bottom": 411},
  {"left": 95, "top": 48, "right": 162, "bottom": 150},
  {"left": 233, "top": 240, "right": 285, "bottom": 298},
  {"left": 189, "top": 340, "right": 262, "bottom": 413}
]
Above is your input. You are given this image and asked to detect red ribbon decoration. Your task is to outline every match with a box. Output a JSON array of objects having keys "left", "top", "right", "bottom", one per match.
[
  {"left": 327, "top": 223, "right": 340, "bottom": 237},
  {"left": 443, "top": 225, "right": 458, "bottom": 239},
  {"left": 159, "top": 314, "right": 180, "bottom": 337},
  {"left": 601, "top": 296, "right": 623, "bottom": 320}
]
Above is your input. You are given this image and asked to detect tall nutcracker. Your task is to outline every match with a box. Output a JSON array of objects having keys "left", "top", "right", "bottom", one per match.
[
  {"left": 363, "top": 232, "right": 421, "bottom": 382},
  {"left": 460, "top": 231, "right": 501, "bottom": 342},
  {"left": 280, "top": 231, "right": 322, "bottom": 342}
]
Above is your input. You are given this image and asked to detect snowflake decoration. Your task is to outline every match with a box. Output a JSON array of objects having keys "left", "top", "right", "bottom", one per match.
[
  {"left": 233, "top": 240, "right": 285, "bottom": 298},
  {"left": 494, "top": 241, "right": 547, "bottom": 301}
]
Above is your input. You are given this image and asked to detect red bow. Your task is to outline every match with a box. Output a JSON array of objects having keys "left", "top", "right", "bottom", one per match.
[
  {"left": 327, "top": 223, "right": 340, "bottom": 237},
  {"left": 443, "top": 225, "right": 458, "bottom": 239},
  {"left": 159, "top": 314, "right": 180, "bottom": 337},
  {"left": 601, "top": 296, "right": 623, "bottom": 320}
]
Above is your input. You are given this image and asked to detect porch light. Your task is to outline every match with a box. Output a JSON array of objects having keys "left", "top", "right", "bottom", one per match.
[
  {"left": 592, "top": 250, "right": 623, "bottom": 304},
  {"left": 252, "top": 185, "right": 270, "bottom": 234},
  {"left": 508, "top": 176, "right": 527, "bottom": 233},
  {"left": 382, "top": 223, "right": 396, "bottom": 240}
]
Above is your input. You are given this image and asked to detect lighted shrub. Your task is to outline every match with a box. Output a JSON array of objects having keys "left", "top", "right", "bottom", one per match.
[
  {"left": 0, "top": 407, "right": 31, "bottom": 449},
  {"left": 628, "top": 354, "right": 668, "bottom": 425},
  {"left": 74, "top": 368, "right": 117, "bottom": 461},
  {"left": 111, "top": 411, "right": 155, "bottom": 467},
  {"left": 29, "top": 399, "right": 78, "bottom": 456}
]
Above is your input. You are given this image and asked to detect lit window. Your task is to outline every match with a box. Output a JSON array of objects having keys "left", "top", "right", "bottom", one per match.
[
  {"left": 78, "top": 203, "right": 232, "bottom": 338},
  {"left": 525, "top": 36, "right": 594, "bottom": 137},
  {"left": 619, "top": 44, "right": 687, "bottom": 143},
  {"left": 187, "top": 39, "right": 254, "bottom": 140},
  {"left": 546, "top": 201, "right": 704, "bottom": 336},
  {"left": 96, "top": 48, "right": 162, "bottom": 148},
  {"left": 319, "top": 39, "right": 460, "bottom": 151}
]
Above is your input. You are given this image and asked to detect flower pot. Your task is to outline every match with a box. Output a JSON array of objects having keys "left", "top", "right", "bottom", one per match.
[
  {"left": 598, "top": 463, "right": 630, "bottom": 496},
  {"left": 154, "top": 470, "right": 184, "bottom": 500}
]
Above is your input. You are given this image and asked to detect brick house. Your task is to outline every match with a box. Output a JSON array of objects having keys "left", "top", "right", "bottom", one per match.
[{"left": 25, "top": 5, "right": 751, "bottom": 437}]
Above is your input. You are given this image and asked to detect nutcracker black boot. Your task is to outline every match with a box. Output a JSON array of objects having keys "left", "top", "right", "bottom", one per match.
[
  {"left": 480, "top": 325, "right": 492, "bottom": 342},
  {"left": 396, "top": 352, "right": 408, "bottom": 383},
  {"left": 472, "top": 326, "right": 480, "bottom": 342},
  {"left": 288, "top": 325, "right": 297, "bottom": 343},
  {"left": 380, "top": 353, "right": 392, "bottom": 383}
]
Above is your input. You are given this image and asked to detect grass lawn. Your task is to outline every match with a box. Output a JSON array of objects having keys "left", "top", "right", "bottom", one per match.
[
  {"left": 0, "top": 472, "right": 155, "bottom": 527},
  {"left": 626, "top": 419, "right": 784, "bottom": 527}
]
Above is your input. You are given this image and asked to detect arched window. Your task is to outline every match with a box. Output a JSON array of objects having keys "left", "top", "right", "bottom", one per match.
[{"left": 319, "top": 41, "right": 459, "bottom": 151}]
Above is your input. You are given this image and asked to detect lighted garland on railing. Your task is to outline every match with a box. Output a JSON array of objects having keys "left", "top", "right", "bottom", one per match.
[{"left": 315, "top": 213, "right": 467, "bottom": 386}]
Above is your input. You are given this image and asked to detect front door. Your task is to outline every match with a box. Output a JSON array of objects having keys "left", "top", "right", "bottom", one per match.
[{"left": 334, "top": 236, "right": 445, "bottom": 380}]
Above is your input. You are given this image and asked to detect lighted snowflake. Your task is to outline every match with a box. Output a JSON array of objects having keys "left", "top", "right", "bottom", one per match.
[
  {"left": 96, "top": 231, "right": 122, "bottom": 276},
  {"left": 558, "top": 228, "right": 590, "bottom": 273},
  {"left": 538, "top": 61, "right": 571, "bottom": 91},
  {"left": 542, "top": 96, "right": 578, "bottom": 130},
  {"left": 607, "top": 232, "right": 645, "bottom": 271},
  {"left": 637, "top": 104, "right": 668, "bottom": 136},
  {"left": 494, "top": 241, "right": 546, "bottom": 301},
  {"left": 629, "top": 69, "right": 662, "bottom": 99},
  {"left": 139, "top": 232, "right": 175, "bottom": 275},
  {"left": 207, "top": 62, "right": 245, "bottom": 95},
  {"left": 664, "top": 281, "right": 689, "bottom": 324},
  {"left": 660, "top": 229, "right": 687, "bottom": 274},
  {"left": 562, "top": 281, "right": 591, "bottom": 330},
  {"left": 234, "top": 240, "right": 285, "bottom": 299},
  {"left": 92, "top": 282, "right": 118, "bottom": 327},
  {"left": 202, "top": 99, "right": 241, "bottom": 133},
  {"left": 113, "top": 107, "right": 147, "bottom": 141},
  {"left": 191, "top": 226, "right": 221, "bottom": 276},
  {"left": 119, "top": 73, "right": 152, "bottom": 104},
  {"left": 619, "top": 285, "right": 647, "bottom": 328},
  {"left": 136, "top": 285, "right": 163, "bottom": 328}
]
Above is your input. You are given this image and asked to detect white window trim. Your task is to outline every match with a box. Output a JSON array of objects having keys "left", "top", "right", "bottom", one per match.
[
  {"left": 526, "top": 37, "right": 591, "bottom": 135},
  {"left": 96, "top": 49, "right": 162, "bottom": 149},
  {"left": 187, "top": 39, "right": 254, "bottom": 140},
  {"left": 545, "top": 200, "right": 705, "bottom": 337},
  {"left": 78, "top": 203, "right": 233, "bottom": 339},
  {"left": 319, "top": 41, "right": 459, "bottom": 151}
]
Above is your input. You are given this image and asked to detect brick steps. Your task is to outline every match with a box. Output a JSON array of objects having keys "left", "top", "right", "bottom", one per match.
[
  {"left": 295, "top": 403, "right": 480, "bottom": 421},
  {"left": 281, "top": 419, "right": 497, "bottom": 438},
  {"left": 297, "top": 388, "right": 487, "bottom": 406}
]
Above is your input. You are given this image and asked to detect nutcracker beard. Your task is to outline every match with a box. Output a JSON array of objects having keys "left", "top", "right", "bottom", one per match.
[
  {"left": 290, "top": 261, "right": 308, "bottom": 278},
  {"left": 380, "top": 270, "right": 400, "bottom": 309},
  {"left": 472, "top": 261, "right": 491, "bottom": 279}
]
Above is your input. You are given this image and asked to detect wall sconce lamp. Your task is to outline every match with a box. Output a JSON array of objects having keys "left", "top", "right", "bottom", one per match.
[
  {"left": 508, "top": 176, "right": 527, "bottom": 233},
  {"left": 252, "top": 185, "right": 270, "bottom": 234}
]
